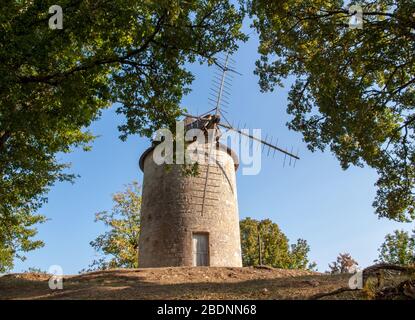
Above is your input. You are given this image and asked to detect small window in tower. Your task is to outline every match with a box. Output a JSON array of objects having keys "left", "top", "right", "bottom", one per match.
[{"left": 192, "top": 233, "right": 209, "bottom": 266}]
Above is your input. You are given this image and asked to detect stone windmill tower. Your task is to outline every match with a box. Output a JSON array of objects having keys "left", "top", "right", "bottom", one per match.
[{"left": 138, "top": 55, "right": 299, "bottom": 267}]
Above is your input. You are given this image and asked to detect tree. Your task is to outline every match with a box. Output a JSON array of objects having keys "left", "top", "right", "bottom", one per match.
[
  {"left": 376, "top": 230, "right": 415, "bottom": 265},
  {"left": 0, "top": 210, "right": 45, "bottom": 272},
  {"left": 86, "top": 182, "right": 141, "bottom": 271},
  {"left": 328, "top": 253, "right": 358, "bottom": 274},
  {"left": 248, "top": 0, "right": 415, "bottom": 221},
  {"left": 1, "top": 1, "right": 246, "bottom": 267},
  {"left": 290, "top": 238, "right": 313, "bottom": 270},
  {"left": 240, "top": 217, "right": 314, "bottom": 269}
]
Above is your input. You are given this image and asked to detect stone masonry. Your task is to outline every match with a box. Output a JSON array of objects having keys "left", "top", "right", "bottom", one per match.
[{"left": 138, "top": 142, "right": 242, "bottom": 267}]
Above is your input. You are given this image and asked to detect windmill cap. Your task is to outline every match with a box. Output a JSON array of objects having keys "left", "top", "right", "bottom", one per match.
[{"left": 139, "top": 142, "right": 239, "bottom": 172}]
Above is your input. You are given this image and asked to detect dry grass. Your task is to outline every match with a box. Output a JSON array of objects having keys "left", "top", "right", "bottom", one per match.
[{"left": 0, "top": 267, "right": 361, "bottom": 300}]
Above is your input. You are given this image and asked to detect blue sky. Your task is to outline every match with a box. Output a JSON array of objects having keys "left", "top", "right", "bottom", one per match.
[{"left": 12, "top": 30, "right": 413, "bottom": 274}]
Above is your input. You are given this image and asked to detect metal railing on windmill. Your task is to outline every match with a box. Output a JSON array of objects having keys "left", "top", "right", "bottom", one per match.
[{"left": 181, "top": 53, "right": 300, "bottom": 215}]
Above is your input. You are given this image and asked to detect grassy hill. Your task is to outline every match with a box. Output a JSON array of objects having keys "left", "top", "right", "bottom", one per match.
[{"left": 0, "top": 267, "right": 365, "bottom": 300}]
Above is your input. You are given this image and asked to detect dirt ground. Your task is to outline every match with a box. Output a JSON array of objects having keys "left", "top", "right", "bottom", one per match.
[{"left": 0, "top": 266, "right": 366, "bottom": 300}]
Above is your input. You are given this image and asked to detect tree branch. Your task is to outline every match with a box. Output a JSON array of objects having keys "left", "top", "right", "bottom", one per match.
[
  {"left": 17, "top": 12, "right": 167, "bottom": 85},
  {"left": 309, "top": 287, "right": 358, "bottom": 300},
  {"left": 0, "top": 131, "right": 11, "bottom": 152}
]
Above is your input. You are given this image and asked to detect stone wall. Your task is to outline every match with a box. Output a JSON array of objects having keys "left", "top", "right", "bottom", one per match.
[{"left": 138, "top": 143, "right": 242, "bottom": 267}]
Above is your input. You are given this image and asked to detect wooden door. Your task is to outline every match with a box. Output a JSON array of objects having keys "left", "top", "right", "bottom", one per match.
[{"left": 192, "top": 233, "right": 209, "bottom": 266}]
